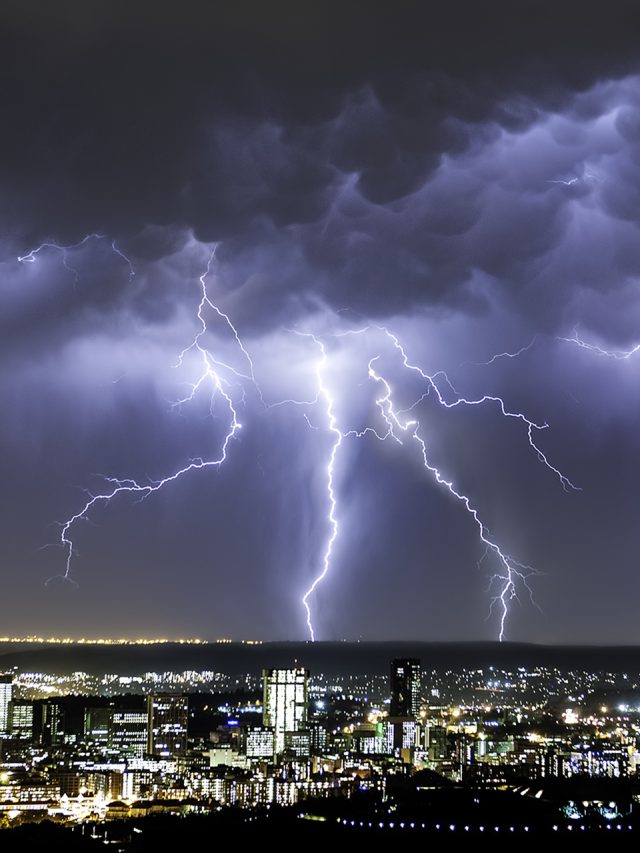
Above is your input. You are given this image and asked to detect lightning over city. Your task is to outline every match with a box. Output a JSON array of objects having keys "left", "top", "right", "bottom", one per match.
[
  {"left": 4, "top": 0, "right": 640, "bottom": 648},
  {"left": 8, "top": 4, "right": 640, "bottom": 842}
]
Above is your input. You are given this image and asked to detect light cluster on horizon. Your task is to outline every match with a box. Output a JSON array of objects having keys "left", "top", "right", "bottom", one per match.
[{"left": 0, "top": 636, "right": 265, "bottom": 646}]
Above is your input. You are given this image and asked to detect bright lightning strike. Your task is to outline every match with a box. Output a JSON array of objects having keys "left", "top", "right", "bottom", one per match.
[
  {"left": 20, "top": 239, "right": 250, "bottom": 586},
  {"left": 366, "top": 355, "right": 538, "bottom": 641},
  {"left": 279, "top": 331, "right": 391, "bottom": 641},
  {"left": 296, "top": 323, "right": 578, "bottom": 640},
  {"left": 295, "top": 333, "right": 343, "bottom": 642},
  {"left": 18, "top": 233, "right": 579, "bottom": 641},
  {"left": 378, "top": 326, "right": 580, "bottom": 494}
]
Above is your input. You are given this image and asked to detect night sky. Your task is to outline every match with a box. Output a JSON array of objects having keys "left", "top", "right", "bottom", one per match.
[{"left": 3, "top": 1, "right": 640, "bottom": 643}]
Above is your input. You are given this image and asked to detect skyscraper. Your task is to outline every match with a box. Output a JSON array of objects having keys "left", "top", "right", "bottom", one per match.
[
  {"left": 262, "top": 668, "right": 308, "bottom": 757},
  {"left": 42, "top": 701, "right": 64, "bottom": 746},
  {"left": 84, "top": 707, "right": 113, "bottom": 747},
  {"left": 8, "top": 701, "right": 34, "bottom": 741},
  {"left": 0, "top": 675, "right": 13, "bottom": 735},
  {"left": 111, "top": 709, "right": 148, "bottom": 758},
  {"left": 390, "top": 658, "right": 421, "bottom": 718},
  {"left": 147, "top": 694, "right": 188, "bottom": 758}
]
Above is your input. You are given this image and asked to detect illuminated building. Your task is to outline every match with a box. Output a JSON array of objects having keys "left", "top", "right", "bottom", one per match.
[
  {"left": 284, "top": 729, "right": 311, "bottom": 758},
  {"left": 82, "top": 706, "right": 146, "bottom": 757},
  {"left": 308, "top": 720, "right": 328, "bottom": 753},
  {"left": 42, "top": 701, "right": 64, "bottom": 746},
  {"left": 244, "top": 726, "right": 275, "bottom": 759},
  {"left": 147, "top": 694, "right": 188, "bottom": 758},
  {"left": 390, "top": 658, "right": 421, "bottom": 718},
  {"left": 396, "top": 718, "right": 420, "bottom": 749},
  {"left": 0, "top": 675, "right": 13, "bottom": 735},
  {"left": 9, "top": 702, "right": 34, "bottom": 740},
  {"left": 427, "top": 724, "right": 449, "bottom": 761},
  {"left": 262, "top": 668, "right": 308, "bottom": 757},
  {"left": 111, "top": 709, "right": 147, "bottom": 758},
  {"left": 84, "top": 707, "right": 112, "bottom": 747}
]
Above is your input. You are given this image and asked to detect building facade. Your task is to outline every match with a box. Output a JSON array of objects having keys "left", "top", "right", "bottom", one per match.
[
  {"left": 262, "top": 668, "right": 308, "bottom": 757},
  {"left": 0, "top": 675, "right": 13, "bottom": 735},
  {"left": 390, "top": 658, "right": 421, "bottom": 718},
  {"left": 147, "top": 694, "right": 188, "bottom": 758}
]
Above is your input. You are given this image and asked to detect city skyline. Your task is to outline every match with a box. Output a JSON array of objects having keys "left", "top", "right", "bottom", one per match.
[
  {"left": 4, "top": 2, "right": 640, "bottom": 643},
  {"left": 2, "top": 649, "right": 640, "bottom": 834}
]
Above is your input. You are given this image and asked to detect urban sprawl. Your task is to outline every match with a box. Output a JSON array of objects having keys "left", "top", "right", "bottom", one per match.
[{"left": 1, "top": 659, "right": 640, "bottom": 833}]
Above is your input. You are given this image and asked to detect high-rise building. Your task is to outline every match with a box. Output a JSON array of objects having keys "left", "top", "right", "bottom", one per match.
[
  {"left": 262, "top": 668, "right": 308, "bottom": 757},
  {"left": 111, "top": 710, "right": 148, "bottom": 758},
  {"left": 84, "top": 707, "right": 113, "bottom": 747},
  {"left": 147, "top": 694, "right": 188, "bottom": 758},
  {"left": 244, "top": 726, "right": 275, "bottom": 760},
  {"left": 390, "top": 658, "right": 421, "bottom": 718},
  {"left": 284, "top": 729, "right": 311, "bottom": 759},
  {"left": 0, "top": 675, "right": 13, "bottom": 735},
  {"left": 427, "top": 724, "right": 449, "bottom": 761},
  {"left": 84, "top": 706, "right": 148, "bottom": 758},
  {"left": 8, "top": 701, "right": 33, "bottom": 740},
  {"left": 308, "top": 720, "right": 327, "bottom": 754},
  {"left": 42, "top": 701, "right": 65, "bottom": 746}
]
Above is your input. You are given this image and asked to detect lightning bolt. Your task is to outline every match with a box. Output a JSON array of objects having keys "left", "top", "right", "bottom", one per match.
[
  {"left": 333, "top": 326, "right": 579, "bottom": 493},
  {"left": 547, "top": 178, "right": 580, "bottom": 187},
  {"left": 278, "top": 330, "right": 392, "bottom": 641},
  {"left": 558, "top": 327, "right": 640, "bottom": 360},
  {"left": 469, "top": 335, "right": 539, "bottom": 366},
  {"left": 366, "top": 355, "right": 538, "bottom": 641},
  {"left": 110, "top": 240, "right": 136, "bottom": 282},
  {"left": 17, "top": 232, "right": 578, "bottom": 641},
  {"left": 20, "top": 240, "right": 250, "bottom": 585},
  {"left": 295, "top": 334, "right": 343, "bottom": 642},
  {"left": 296, "top": 323, "right": 578, "bottom": 641},
  {"left": 18, "top": 233, "right": 134, "bottom": 285},
  {"left": 384, "top": 328, "right": 580, "bottom": 494}
]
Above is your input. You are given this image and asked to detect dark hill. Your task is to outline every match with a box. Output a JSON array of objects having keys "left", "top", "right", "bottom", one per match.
[{"left": 0, "top": 641, "right": 639, "bottom": 676}]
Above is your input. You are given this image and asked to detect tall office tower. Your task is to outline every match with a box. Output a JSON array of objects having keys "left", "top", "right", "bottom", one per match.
[
  {"left": 427, "top": 724, "right": 449, "bottom": 761},
  {"left": 110, "top": 709, "right": 148, "bottom": 758},
  {"left": 42, "top": 702, "right": 65, "bottom": 746},
  {"left": 0, "top": 675, "right": 13, "bottom": 735},
  {"left": 262, "top": 668, "right": 308, "bottom": 756},
  {"left": 8, "top": 701, "right": 33, "bottom": 740},
  {"left": 84, "top": 707, "right": 113, "bottom": 747},
  {"left": 390, "top": 658, "right": 421, "bottom": 718},
  {"left": 147, "top": 694, "right": 188, "bottom": 758}
]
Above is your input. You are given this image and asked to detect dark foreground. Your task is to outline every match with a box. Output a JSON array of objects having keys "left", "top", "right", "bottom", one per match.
[{"left": 2, "top": 787, "right": 640, "bottom": 851}]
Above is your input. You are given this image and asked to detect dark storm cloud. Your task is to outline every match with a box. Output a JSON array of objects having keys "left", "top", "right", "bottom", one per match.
[
  {"left": 0, "top": 0, "right": 639, "bottom": 337},
  {"left": 0, "top": 0, "right": 638, "bottom": 245},
  {"left": 4, "top": 1, "right": 640, "bottom": 641}
]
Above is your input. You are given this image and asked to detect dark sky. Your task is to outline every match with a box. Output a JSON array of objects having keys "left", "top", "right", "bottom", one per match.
[{"left": 2, "top": 1, "right": 640, "bottom": 643}]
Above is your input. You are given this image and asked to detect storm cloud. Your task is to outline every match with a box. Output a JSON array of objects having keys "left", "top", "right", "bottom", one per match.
[{"left": 2, "top": 1, "right": 640, "bottom": 642}]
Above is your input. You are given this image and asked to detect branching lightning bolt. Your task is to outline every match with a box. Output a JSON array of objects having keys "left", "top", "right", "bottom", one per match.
[
  {"left": 558, "top": 327, "right": 640, "bottom": 360},
  {"left": 18, "top": 233, "right": 135, "bottom": 285},
  {"left": 295, "top": 323, "right": 578, "bottom": 641},
  {"left": 18, "top": 232, "right": 579, "bottom": 640},
  {"left": 20, "top": 240, "right": 253, "bottom": 585},
  {"left": 293, "top": 334, "right": 343, "bottom": 642},
  {"left": 381, "top": 328, "right": 581, "bottom": 494},
  {"left": 366, "top": 355, "right": 538, "bottom": 641}
]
